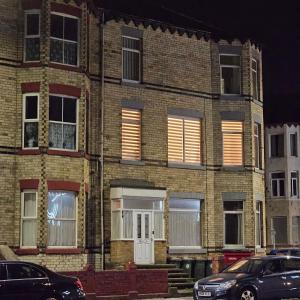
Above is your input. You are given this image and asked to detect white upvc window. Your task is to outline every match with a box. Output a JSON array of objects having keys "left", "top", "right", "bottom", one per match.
[
  {"left": 24, "top": 10, "right": 40, "bottom": 62},
  {"left": 122, "top": 36, "right": 141, "bottom": 82},
  {"left": 111, "top": 198, "right": 164, "bottom": 241},
  {"left": 21, "top": 191, "right": 37, "bottom": 248},
  {"left": 270, "top": 134, "right": 284, "bottom": 157},
  {"left": 256, "top": 201, "right": 263, "bottom": 248},
  {"left": 49, "top": 95, "right": 78, "bottom": 150},
  {"left": 290, "top": 133, "right": 298, "bottom": 157},
  {"left": 47, "top": 191, "right": 77, "bottom": 247},
  {"left": 271, "top": 172, "right": 285, "bottom": 197},
  {"left": 224, "top": 201, "right": 244, "bottom": 248},
  {"left": 251, "top": 58, "right": 259, "bottom": 99},
  {"left": 291, "top": 171, "right": 299, "bottom": 197},
  {"left": 50, "top": 13, "right": 79, "bottom": 66},
  {"left": 23, "top": 93, "right": 39, "bottom": 149},
  {"left": 220, "top": 54, "right": 241, "bottom": 95},
  {"left": 169, "top": 198, "right": 201, "bottom": 249}
]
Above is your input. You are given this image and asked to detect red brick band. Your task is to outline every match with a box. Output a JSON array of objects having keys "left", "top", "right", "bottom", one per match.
[
  {"left": 21, "top": 82, "right": 40, "bottom": 93},
  {"left": 22, "top": 0, "right": 42, "bottom": 10},
  {"left": 49, "top": 83, "right": 81, "bottom": 98},
  {"left": 51, "top": 2, "right": 82, "bottom": 18},
  {"left": 47, "top": 180, "right": 80, "bottom": 192},
  {"left": 20, "top": 179, "right": 39, "bottom": 190},
  {"left": 84, "top": 183, "right": 89, "bottom": 193}
]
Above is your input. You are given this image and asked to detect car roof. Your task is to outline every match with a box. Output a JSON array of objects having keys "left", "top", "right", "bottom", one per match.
[{"left": 248, "top": 255, "right": 300, "bottom": 260}]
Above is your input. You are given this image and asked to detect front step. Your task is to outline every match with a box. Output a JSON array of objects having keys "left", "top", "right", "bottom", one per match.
[
  {"left": 136, "top": 264, "right": 177, "bottom": 269},
  {"left": 168, "top": 277, "right": 194, "bottom": 283},
  {"left": 168, "top": 272, "right": 190, "bottom": 278}
]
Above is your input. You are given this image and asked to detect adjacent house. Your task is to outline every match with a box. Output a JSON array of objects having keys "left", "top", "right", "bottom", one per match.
[{"left": 0, "top": 0, "right": 265, "bottom": 271}]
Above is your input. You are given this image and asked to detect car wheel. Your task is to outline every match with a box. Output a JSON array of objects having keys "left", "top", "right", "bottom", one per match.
[{"left": 240, "top": 288, "right": 256, "bottom": 300}]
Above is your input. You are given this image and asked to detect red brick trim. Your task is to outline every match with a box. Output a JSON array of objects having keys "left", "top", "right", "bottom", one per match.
[
  {"left": 20, "top": 62, "right": 42, "bottom": 68},
  {"left": 51, "top": 2, "right": 82, "bottom": 18},
  {"left": 20, "top": 179, "right": 39, "bottom": 190},
  {"left": 47, "top": 180, "right": 80, "bottom": 192},
  {"left": 47, "top": 149, "right": 82, "bottom": 157},
  {"left": 49, "top": 84, "right": 81, "bottom": 98},
  {"left": 84, "top": 183, "right": 89, "bottom": 193},
  {"left": 17, "top": 149, "right": 41, "bottom": 155},
  {"left": 21, "top": 82, "right": 40, "bottom": 93},
  {"left": 15, "top": 248, "right": 39, "bottom": 255},
  {"left": 49, "top": 63, "right": 81, "bottom": 73},
  {"left": 22, "top": 0, "right": 42, "bottom": 10},
  {"left": 45, "top": 248, "right": 82, "bottom": 254}
]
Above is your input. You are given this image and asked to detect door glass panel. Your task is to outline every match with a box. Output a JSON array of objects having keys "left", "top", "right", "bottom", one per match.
[
  {"left": 137, "top": 214, "right": 141, "bottom": 238},
  {"left": 145, "top": 214, "right": 149, "bottom": 239}
]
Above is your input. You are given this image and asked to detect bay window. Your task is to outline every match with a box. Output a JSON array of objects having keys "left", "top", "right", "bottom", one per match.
[
  {"left": 24, "top": 11, "right": 40, "bottom": 62},
  {"left": 47, "top": 191, "right": 77, "bottom": 247},
  {"left": 271, "top": 172, "right": 285, "bottom": 197},
  {"left": 291, "top": 171, "right": 298, "bottom": 197}
]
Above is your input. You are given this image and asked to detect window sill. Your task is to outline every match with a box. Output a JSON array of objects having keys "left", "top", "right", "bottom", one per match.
[
  {"left": 169, "top": 247, "right": 207, "bottom": 254},
  {"left": 121, "top": 80, "right": 143, "bottom": 88},
  {"left": 221, "top": 166, "right": 245, "bottom": 172},
  {"left": 120, "top": 159, "right": 145, "bottom": 166},
  {"left": 255, "top": 247, "right": 266, "bottom": 253},
  {"left": 45, "top": 248, "right": 82, "bottom": 254},
  {"left": 220, "top": 94, "right": 244, "bottom": 101},
  {"left": 49, "top": 62, "right": 81, "bottom": 73},
  {"left": 15, "top": 248, "right": 39, "bottom": 255},
  {"left": 18, "top": 149, "right": 41, "bottom": 155},
  {"left": 254, "top": 168, "right": 264, "bottom": 174},
  {"left": 21, "top": 62, "right": 42, "bottom": 68},
  {"left": 222, "top": 246, "right": 247, "bottom": 251},
  {"left": 47, "top": 149, "right": 82, "bottom": 157},
  {"left": 168, "top": 163, "right": 205, "bottom": 170}
]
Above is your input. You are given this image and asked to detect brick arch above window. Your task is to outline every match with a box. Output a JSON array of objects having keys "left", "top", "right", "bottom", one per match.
[
  {"left": 49, "top": 83, "right": 81, "bottom": 98},
  {"left": 51, "top": 2, "right": 82, "bottom": 18},
  {"left": 22, "top": 0, "right": 42, "bottom": 10},
  {"left": 47, "top": 180, "right": 80, "bottom": 192}
]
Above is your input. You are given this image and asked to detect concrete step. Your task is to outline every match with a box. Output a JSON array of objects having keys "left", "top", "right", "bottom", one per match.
[
  {"left": 136, "top": 264, "right": 177, "bottom": 269},
  {"left": 168, "top": 268, "right": 186, "bottom": 273},
  {"left": 168, "top": 272, "right": 190, "bottom": 278},
  {"left": 168, "top": 277, "right": 195, "bottom": 283},
  {"left": 168, "top": 282, "right": 195, "bottom": 289}
]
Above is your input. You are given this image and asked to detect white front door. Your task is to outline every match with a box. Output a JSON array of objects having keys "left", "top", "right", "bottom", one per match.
[{"left": 134, "top": 211, "right": 153, "bottom": 264}]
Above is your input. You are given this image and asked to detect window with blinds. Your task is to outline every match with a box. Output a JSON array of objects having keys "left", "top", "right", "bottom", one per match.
[
  {"left": 222, "top": 121, "right": 243, "bottom": 166},
  {"left": 168, "top": 116, "right": 201, "bottom": 164},
  {"left": 121, "top": 108, "right": 141, "bottom": 160}
]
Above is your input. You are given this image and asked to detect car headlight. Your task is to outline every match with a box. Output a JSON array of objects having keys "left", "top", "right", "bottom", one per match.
[
  {"left": 194, "top": 281, "right": 199, "bottom": 290},
  {"left": 216, "top": 280, "right": 237, "bottom": 291}
]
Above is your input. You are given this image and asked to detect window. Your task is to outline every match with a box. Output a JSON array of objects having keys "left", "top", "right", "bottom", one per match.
[
  {"left": 254, "top": 123, "right": 262, "bottom": 169},
  {"left": 224, "top": 201, "right": 243, "bottom": 247},
  {"left": 251, "top": 59, "right": 259, "bottom": 99},
  {"left": 220, "top": 54, "right": 241, "bottom": 94},
  {"left": 271, "top": 172, "right": 285, "bottom": 197},
  {"left": 121, "top": 108, "right": 141, "bottom": 160},
  {"left": 272, "top": 216, "right": 287, "bottom": 244},
  {"left": 270, "top": 134, "right": 284, "bottom": 157},
  {"left": 291, "top": 172, "right": 298, "bottom": 197},
  {"left": 7, "top": 264, "right": 45, "bottom": 279},
  {"left": 21, "top": 191, "right": 37, "bottom": 247},
  {"left": 292, "top": 216, "right": 300, "bottom": 244},
  {"left": 47, "top": 191, "right": 77, "bottom": 247},
  {"left": 23, "top": 94, "right": 39, "bottom": 148},
  {"left": 283, "top": 258, "right": 300, "bottom": 271},
  {"left": 50, "top": 13, "right": 79, "bottom": 66},
  {"left": 290, "top": 133, "right": 298, "bottom": 156},
  {"left": 168, "top": 116, "right": 201, "bottom": 164},
  {"left": 169, "top": 199, "right": 201, "bottom": 248},
  {"left": 49, "top": 96, "right": 77, "bottom": 150},
  {"left": 222, "top": 121, "right": 243, "bottom": 166},
  {"left": 122, "top": 36, "right": 141, "bottom": 82},
  {"left": 24, "top": 11, "right": 40, "bottom": 62},
  {"left": 256, "top": 202, "right": 263, "bottom": 247}
]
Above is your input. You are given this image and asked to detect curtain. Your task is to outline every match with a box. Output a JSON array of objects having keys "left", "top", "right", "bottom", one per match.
[
  {"left": 48, "top": 220, "right": 76, "bottom": 246},
  {"left": 50, "top": 38, "right": 63, "bottom": 63},
  {"left": 63, "top": 124, "right": 76, "bottom": 149},
  {"left": 123, "top": 210, "right": 133, "bottom": 239},
  {"left": 25, "top": 37, "right": 40, "bottom": 61},
  {"left": 49, "top": 123, "right": 62, "bottom": 148},
  {"left": 64, "top": 41, "right": 77, "bottom": 66}
]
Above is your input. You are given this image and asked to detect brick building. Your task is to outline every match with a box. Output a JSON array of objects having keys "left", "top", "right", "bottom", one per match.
[{"left": 0, "top": 0, "right": 265, "bottom": 271}]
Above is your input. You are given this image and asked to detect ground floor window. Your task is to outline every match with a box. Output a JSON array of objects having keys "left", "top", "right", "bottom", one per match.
[
  {"left": 292, "top": 216, "right": 300, "bottom": 244},
  {"left": 256, "top": 201, "right": 263, "bottom": 247},
  {"left": 224, "top": 201, "right": 244, "bottom": 247},
  {"left": 169, "top": 198, "right": 201, "bottom": 248},
  {"left": 47, "top": 191, "right": 77, "bottom": 247},
  {"left": 271, "top": 216, "right": 287, "bottom": 245}
]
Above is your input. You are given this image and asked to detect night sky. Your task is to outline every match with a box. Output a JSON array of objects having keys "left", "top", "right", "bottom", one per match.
[{"left": 99, "top": 0, "right": 300, "bottom": 124}]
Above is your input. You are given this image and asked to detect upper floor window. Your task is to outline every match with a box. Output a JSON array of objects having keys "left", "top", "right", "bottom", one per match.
[
  {"left": 220, "top": 54, "right": 241, "bottom": 95},
  {"left": 291, "top": 172, "right": 298, "bottom": 197},
  {"left": 290, "top": 133, "right": 298, "bottom": 157},
  {"left": 168, "top": 116, "right": 201, "bottom": 164},
  {"left": 121, "top": 108, "right": 141, "bottom": 160},
  {"left": 50, "top": 13, "right": 79, "bottom": 66},
  {"left": 251, "top": 58, "right": 259, "bottom": 99},
  {"left": 49, "top": 96, "right": 77, "bottom": 150},
  {"left": 270, "top": 134, "right": 284, "bottom": 157},
  {"left": 23, "top": 94, "right": 39, "bottom": 149},
  {"left": 222, "top": 121, "right": 243, "bottom": 166},
  {"left": 24, "top": 11, "right": 40, "bottom": 62},
  {"left": 122, "top": 36, "right": 141, "bottom": 82},
  {"left": 271, "top": 172, "right": 285, "bottom": 197},
  {"left": 254, "top": 123, "right": 262, "bottom": 169}
]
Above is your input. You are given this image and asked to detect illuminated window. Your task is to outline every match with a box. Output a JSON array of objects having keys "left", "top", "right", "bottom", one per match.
[
  {"left": 121, "top": 108, "right": 141, "bottom": 160},
  {"left": 24, "top": 11, "right": 40, "bottom": 62},
  {"left": 222, "top": 121, "right": 243, "bottom": 166},
  {"left": 271, "top": 172, "right": 285, "bottom": 197},
  {"left": 168, "top": 116, "right": 201, "bottom": 164}
]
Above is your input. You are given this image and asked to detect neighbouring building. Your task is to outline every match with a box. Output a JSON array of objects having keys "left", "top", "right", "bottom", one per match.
[
  {"left": 0, "top": 0, "right": 265, "bottom": 271},
  {"left": 265, "top": 124, "right": 300, "bottom": 249}
]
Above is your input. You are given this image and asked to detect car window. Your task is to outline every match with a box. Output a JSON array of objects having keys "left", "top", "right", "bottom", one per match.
[
  {"left": 291, "top": 250, "right": 300, "bottom": 256},
  {"left": 264, "top": 260, "right": 282, "bottom": 274},
  {"left": 224, "top": 259, "right": 263, "bottom": 274},
  {"left": 283, "top": 258, "right": 300, "bottom": 271},
  {"left": 7, "top": 264, "right": 46, "bottom": 279},
  {"left": 0, "top": 264, "right": 6, "bottom": 280}
]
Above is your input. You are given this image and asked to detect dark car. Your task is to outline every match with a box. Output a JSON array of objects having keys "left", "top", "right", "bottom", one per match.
[
  {"left": 193, "top": 255, "right": 300, "bottom": 300},
  {"left": 268, "top": 248, "right": 300, "bottom": 256},
  {"left": 0, "top": 260, "right": 85, "bottom": 300}
]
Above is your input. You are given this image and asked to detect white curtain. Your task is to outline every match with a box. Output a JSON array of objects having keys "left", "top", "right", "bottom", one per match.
[
  {"left": 22, "top": 193, "right": 36, "bottom": 247},
  {"left": 123, "top": 210, "right": 133, "bottom": 239}
]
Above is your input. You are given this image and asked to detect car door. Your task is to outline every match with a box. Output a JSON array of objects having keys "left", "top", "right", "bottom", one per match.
[
  {"left": 0, "top": 263, "right": 7, "bottom": 300},
  {"left": 4, "top": 262, "right": 50, "bottom": 300},
  {"left": 257, "top": 259, "right": 288, "bottom": 300},
  {"left": 282, "top": 257, "right": 300, "bottom": 298}
]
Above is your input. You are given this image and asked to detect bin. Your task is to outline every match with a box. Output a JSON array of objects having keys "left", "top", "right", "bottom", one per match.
[
  {"left": 181, "top": 259, "right": 195, "bottom": 278},
  {"left": 193, "top": 260, "right": 206, "bottom": 280}
]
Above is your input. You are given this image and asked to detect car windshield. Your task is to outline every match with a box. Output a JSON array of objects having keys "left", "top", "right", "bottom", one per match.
[{"left": 224, "top": 259, "right": 263, "bottom": 274}]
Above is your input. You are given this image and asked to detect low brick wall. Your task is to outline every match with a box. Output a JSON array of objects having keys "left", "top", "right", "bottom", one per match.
[{"left": 62, "top": 263, "right": 168, "bottom": 298}]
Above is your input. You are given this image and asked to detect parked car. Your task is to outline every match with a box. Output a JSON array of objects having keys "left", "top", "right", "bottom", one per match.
[
  {"left": 193, "top": 255, "right": 300, "bottom": 300},
  {"left": 268, "top": 248, "right": 300, "bottom": 256},
  {"left": 0, "top": 260, "right": 85, "bottom": 300}
]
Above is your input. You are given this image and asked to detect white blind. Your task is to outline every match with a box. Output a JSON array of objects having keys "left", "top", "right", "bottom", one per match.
[
  {"left": 122, "top": 108, "right": 141, "bottom": 160},
  {"left": 222, "top": 121, "right": 243, "bottom": 166}
]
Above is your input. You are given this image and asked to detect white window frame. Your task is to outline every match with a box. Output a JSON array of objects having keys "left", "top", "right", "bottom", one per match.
[
  {"left": 254, "top": 123, "right": 262, "bottom": 169},
  {"left": 50, "top": 12, "right": 80, "bottom": 67},
  {"left": 22, "top": 93, "right": 39, "bottom": 149},
  {"left": 21, "top": 190, "right": 38, "bottom": 248},
  {"left": 122, "top": 35, "right": 141, "bottom": 83},
  {"left": 24, "top": 10, "right": 40, "bottom": 62},
  {"left": 255, "top": 201, "right": 263, "bottom": 248},
  {"left": 169, "top": 200, "right": 202, "bottom": 250},
  {"left": 269, "top": 134, "right": 284, "bottom": 158},
  {"left": 48, "top": 94, "right": 79, "bottom": 151},
  {"left": 223, "top": 202, "right": 244, "bottom": 249},
  {"left": 47, "top": 190, "right": 78, "bottom": 248},
  {"left": 290, "top": 133, "right": 298, "bottom": 157},
  {"left": 251, "top": 58, "right": 259, "bottom": 100},
  {"left": 291, "top": 171, "right": 299, "bottom": 198},
  {"left": 219, "top": 54, "right": 241, "bottom": 95},
  {"left": 271, "top": 172, "right": 285, "bottom": 198}
]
